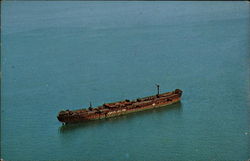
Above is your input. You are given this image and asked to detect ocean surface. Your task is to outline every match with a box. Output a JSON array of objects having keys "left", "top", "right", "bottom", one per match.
[{"left": 1, "top": 1, "right": 250, "bottom": 161}]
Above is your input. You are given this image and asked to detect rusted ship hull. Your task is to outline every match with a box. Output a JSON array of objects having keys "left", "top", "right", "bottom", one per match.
[{"left": 57, "top": 89, "right": 182, "bottom": 124}]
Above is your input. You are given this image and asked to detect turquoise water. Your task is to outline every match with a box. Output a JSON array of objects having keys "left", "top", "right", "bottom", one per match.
[{"left": 1, "top": 1, "right": 250, "bottom": 161}]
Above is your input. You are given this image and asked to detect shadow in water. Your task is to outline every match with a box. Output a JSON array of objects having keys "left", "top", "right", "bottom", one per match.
[{"left": 59, "top": 102, "right": 183, "bottom": 134}]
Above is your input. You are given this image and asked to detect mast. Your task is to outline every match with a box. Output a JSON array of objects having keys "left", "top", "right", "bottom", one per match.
[
  {"left": 89, "top": 102, "right": 93, "bottom": 111},
  {"left": 155, "top": 84, "right": 160, "bottom": 95}
]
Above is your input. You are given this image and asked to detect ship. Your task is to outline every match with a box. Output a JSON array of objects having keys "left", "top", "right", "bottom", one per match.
[{"left": 57, "top": 85, "right": 182, "bottom": 124}]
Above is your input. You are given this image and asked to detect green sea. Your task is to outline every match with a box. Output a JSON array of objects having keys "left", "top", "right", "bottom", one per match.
[{"left": 1, "top": 1, "right": 250, "bottom": 161}]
